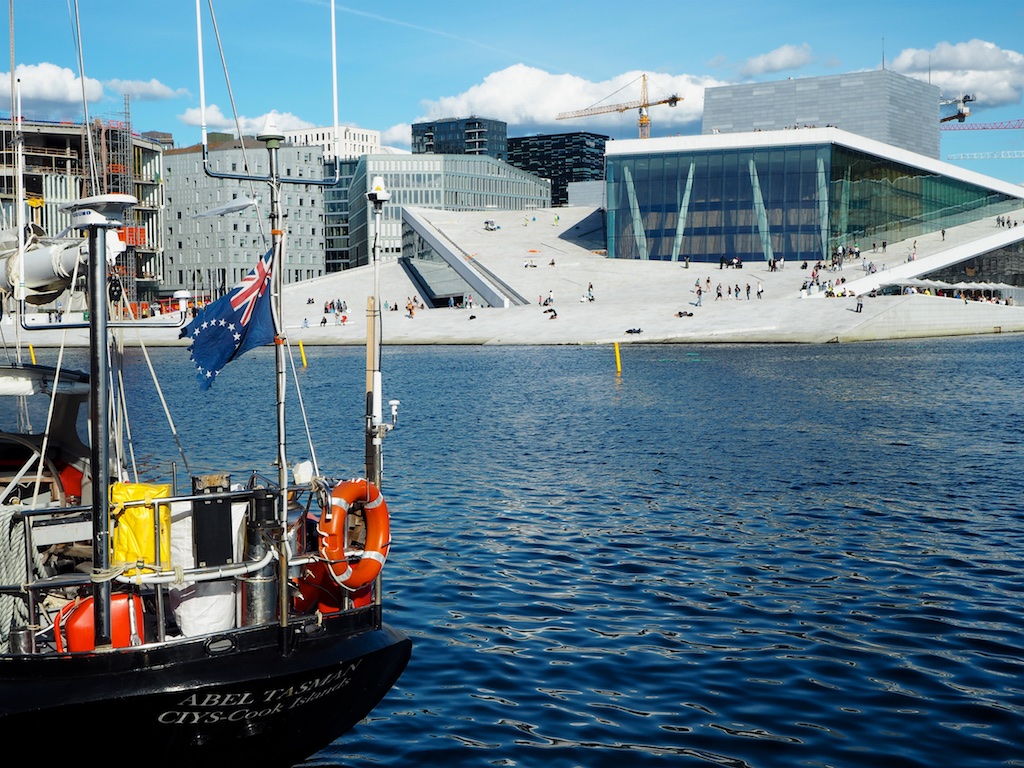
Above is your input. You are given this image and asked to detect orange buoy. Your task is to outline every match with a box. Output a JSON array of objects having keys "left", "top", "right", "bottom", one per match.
[{"left": 53, "top": 593, "right": 145, "bottom": 652}]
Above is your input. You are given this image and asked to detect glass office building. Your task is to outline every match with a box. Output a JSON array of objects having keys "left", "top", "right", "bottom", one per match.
[
  {"left": 508, "top": 132, "right": 608, "bottom": 206},
  {"left": 412, "top": 116, "right": 508, "bottom": 161},
  {"left": 605, "top": 128, "right": 1024, "bottom": 264},
  {"left": 342, "top": 153, "right": 550, "bottom": 269}
]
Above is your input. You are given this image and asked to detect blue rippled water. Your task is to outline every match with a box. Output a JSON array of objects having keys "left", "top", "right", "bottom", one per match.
[{"left": 55, "top": 338, "right": 1024, "bottom": 767}]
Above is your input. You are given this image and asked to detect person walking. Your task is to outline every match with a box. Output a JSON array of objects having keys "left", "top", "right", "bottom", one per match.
[
  {"left": 756, "top": 282, "right": 763, "bottom": 300},
  {"left": 695, "top": 286, "right": 702, "bottom": 306}
]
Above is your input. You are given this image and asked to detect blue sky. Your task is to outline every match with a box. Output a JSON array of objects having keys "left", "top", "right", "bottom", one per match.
[{"left": 3, "top": 0, "right": 1023, "bottom": 184}]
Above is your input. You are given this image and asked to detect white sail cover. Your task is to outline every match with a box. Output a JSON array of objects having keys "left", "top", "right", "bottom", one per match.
[{"left": 0, "top": 225, "right": 125, "bottom": 297}]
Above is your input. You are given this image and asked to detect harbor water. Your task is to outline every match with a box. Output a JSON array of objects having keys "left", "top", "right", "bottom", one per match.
[{"left": 29, "top": 338, "right": 1024, "bottom": 767}]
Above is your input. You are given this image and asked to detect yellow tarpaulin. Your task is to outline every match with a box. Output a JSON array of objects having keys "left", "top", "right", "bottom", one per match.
[{"left": 110, "top": 481, "right": 171, "bottom": 575}]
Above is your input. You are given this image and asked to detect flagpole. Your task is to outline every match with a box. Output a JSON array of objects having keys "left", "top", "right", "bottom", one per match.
[{"left": 365, "top": 177, "right": 390, "bottom": 487}]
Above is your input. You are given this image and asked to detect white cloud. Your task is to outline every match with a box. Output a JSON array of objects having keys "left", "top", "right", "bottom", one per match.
[
  {"left": 741, "top": 44, "right": 814, "bottom": 77},
  {"left": 415, "top": 64, "right": 720, "bottom": 139},
  {"left": 382, "top": 123, "right": 411, "bottom": 148},
  {"left": 178, "top": 104, "right": 314, "bottom": 135},
  {"left": 0, "top": 62, "right": 102, "bottom": 119},
  {"left": 107, "top": 78, "right": 188, "bottom": 101},
  {"left": 893, "top": 39, "right": 1024, "bottom": 109}
]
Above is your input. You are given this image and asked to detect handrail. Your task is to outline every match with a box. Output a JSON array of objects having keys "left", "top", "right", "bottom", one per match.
[
  {"left": 18, "top": 301, "right": 190, "bottom": 331},
  {"left": 13, "top": 484, "right": 321, "bottom": 591}
]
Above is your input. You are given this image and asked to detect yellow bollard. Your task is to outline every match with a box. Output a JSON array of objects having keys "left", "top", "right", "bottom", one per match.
[
  {"left": 299, "top": 340, "right": 308, "bottom": 368},
  {"left": 29, "top": 345, "right": 36, "bottom": 365},
  {"left": 614, "top": 342, "right": 621, "bottom": 375}
]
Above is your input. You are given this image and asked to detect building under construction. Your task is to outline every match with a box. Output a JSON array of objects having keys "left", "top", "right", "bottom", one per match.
[{"left": 0, "top": 98, "right": 165, "bottom": 307}]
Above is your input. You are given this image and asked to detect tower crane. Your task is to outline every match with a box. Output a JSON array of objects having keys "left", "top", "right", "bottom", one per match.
[
  {"left": 940, "top": 94, "right": 975, "bottom": 123},
  {"left": 557, "top": 74, "right": 681, "bottom": 139},
  {"left": 940, "top": 118, "right": 1024, "bottom": 131}
]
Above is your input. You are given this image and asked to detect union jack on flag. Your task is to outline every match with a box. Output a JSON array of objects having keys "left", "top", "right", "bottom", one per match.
[
  {"left": 230, "top": 250, "right": 272, "bottom": 326},
  {"left": 180, "top": 247, "right": 276, "bottom": 390}
]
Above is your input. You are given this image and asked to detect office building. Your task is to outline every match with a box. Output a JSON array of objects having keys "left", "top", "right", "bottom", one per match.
[
  {"left": 336, "top": 153, "right": 550, "bottom": 270},
  {"left": 508, "top": 132, "right": 608, "bottom": 206},
  {"left": 283, "top": 125, "right": 381, "bottom": 161},
  {"left": 162, "top": 138, "right": 327, "bottom": 297},
  {"left": 412, "top": 117, "right": 508, "bottom": 161}
]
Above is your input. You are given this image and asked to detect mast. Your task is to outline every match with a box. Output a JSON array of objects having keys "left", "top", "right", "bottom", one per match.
[
  {"left": 12, "top": 77, "right": 24, "bottom": 358},
  {"left": 61, "top": 194, "right": 137, "bottom": 648},
  {"left": 193, "top": 0, "right": 342, "bottom": 634}
]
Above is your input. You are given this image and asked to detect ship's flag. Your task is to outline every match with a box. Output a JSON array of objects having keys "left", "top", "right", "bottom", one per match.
[{"left": 181, "top": 247, "right": 276, "bottom": 389}]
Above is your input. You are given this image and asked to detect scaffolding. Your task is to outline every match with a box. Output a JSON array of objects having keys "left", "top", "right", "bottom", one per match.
[{"left": 86, "top": 95, "right": 138, "bottom": 306}]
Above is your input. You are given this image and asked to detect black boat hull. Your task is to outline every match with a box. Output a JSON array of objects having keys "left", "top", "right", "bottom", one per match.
[{"left": 0, "top": 609, "right": 411, "bottom": 766}]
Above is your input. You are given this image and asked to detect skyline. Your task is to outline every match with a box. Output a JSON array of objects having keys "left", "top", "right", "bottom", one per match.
[{"left": 2, "top": 0, "right": 1022, "bottom": 184}]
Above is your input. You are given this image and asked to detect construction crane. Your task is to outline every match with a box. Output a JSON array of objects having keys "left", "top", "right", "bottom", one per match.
[
  {"left": 557, "top": 74, "right": 681, "bottom": 139},
  {"left": 946, "top": 150, "right": 1024, "bottom": 160},
  {"left": 940, "top": 118, "right": 1024, "bottom": 131},
  {"left": 940, "top": 94, "right": 975, "bottom": 123}
]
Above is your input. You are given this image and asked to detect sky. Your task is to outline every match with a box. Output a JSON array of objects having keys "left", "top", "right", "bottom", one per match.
[{"left": 2, "top": 0, "right": 1023, "bottom": 184}]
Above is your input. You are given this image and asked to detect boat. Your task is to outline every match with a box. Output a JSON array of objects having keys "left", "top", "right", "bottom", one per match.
[{"left": 0, "top": 7, "right": 410, "bottom": 762}]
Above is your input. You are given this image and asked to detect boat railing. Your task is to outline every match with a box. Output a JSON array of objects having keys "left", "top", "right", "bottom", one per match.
[
  {"left": 16, "top": 483, "right": 323, "bottom": 575},
  {"left": 17, "top": 299, "right": 190, "bottom": 331},
  {"left": 2, "top": 479, "right": 370, "bottom": 655}
]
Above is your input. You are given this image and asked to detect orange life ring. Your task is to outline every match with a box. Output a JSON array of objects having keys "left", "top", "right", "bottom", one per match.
[{"left": 318, "top": 478, "right": 390, "bottom": 590}]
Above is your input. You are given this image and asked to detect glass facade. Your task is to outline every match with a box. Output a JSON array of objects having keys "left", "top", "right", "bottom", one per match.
[
  {"left": 324, "top": 160, "right": 358, "bottom": 272},
  {"left": 401, "top": 228, "right": 477, "bottom": 307},
  {"left": 926, "top": 238, "right": 1024, "bottom": 289},
  {"left": 607, "top": 142, "right": 1022, "bottom": 264},
  {"left": 412, "top": 117, "right": 508, "bottom": 161},
  {"left": 508, "top": 132, "right": 607, "bottom": 206}
]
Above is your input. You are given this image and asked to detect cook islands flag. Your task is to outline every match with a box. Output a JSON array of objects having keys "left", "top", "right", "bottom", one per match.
[{"left": 181, "top": 247, "right": 276, "bottom": 390}]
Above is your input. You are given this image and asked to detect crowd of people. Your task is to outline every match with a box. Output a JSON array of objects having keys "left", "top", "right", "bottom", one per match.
[
  {"left": 693, "top": 276, "right": 763, "bottom": 306},
  {"left": 303, "top": 296, "right": 349, "bottom": 328}
]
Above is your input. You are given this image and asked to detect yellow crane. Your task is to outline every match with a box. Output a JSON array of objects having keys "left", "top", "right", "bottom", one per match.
[{"left": 557, "top": 74, "right": 681, "bottom": 139}]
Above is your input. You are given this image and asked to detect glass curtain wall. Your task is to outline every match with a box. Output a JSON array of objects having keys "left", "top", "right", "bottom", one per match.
[
  {"left": 402, "top": 227, "right": 476, "bottom": 307},
  {"left": 607, "top": 144, "right": 830, "bottom": 264},
  {"left": 829, "top": 147, "right": 1020, "bottom": 248},
  {"left": 607, "top": 144, "right": 1021, "bottom": 264}
]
